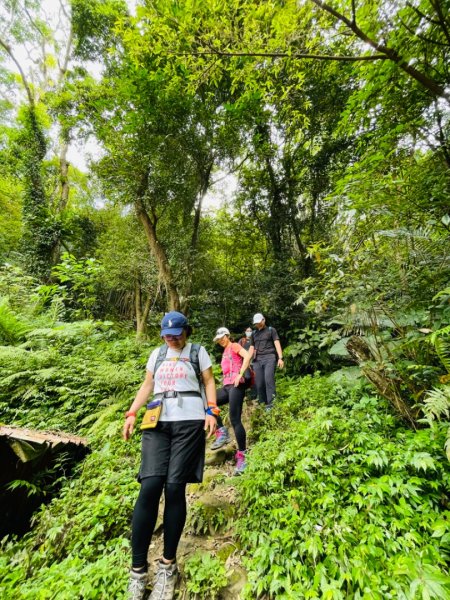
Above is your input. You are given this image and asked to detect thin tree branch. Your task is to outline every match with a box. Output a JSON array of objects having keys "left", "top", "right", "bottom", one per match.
[
  {"left": 20, "top": 2, "right": 47, "bottom": 40},
  {"left": 57, "top": 25, "right": 73, "bottom": 84},
  {"left": 310, "top": 0, "right": 450, "bottom": 103},
  {"left": 59, "top": 0, "right": 70, "bottom": 21},
  {"left": 429, "top": 0, "right": 450, "bottom": 46},
  {"left": 406, "top": 1, "right": 441, "bottom": 26},
  {"left": 210, "top": 153, "right": 250, "bottom": 185},
  {"left": 399, "top": 16, "right": 450, "bottom": 48},
  {"left": 166, "top": 49, "right": 388, "bottom": 62},
  {"left": 41, "top": 38, "right": 48, "bottom": 81},
  {"left": 0, "top": 37, "right": 34, "bottom": 106}
]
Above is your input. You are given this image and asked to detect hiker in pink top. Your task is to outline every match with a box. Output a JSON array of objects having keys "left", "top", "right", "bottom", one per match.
[{"left": 211, "top": 327, "right": 251, "bottom": 474}]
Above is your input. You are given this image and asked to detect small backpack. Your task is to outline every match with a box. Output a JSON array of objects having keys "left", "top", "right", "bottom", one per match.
[{"left": 237, "top": 338, "right": 255, "bottom": 389}]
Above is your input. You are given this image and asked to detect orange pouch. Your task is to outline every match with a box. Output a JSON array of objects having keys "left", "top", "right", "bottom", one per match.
[{"left": 140, "top": 399, "right": 162, "bottom": 430}]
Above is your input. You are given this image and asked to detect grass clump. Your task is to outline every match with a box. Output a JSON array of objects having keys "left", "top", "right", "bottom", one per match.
[{"left": 184, "top": 551, "right": 228, "bottom": 599}]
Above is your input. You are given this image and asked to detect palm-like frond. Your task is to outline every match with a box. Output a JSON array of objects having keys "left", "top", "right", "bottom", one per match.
[
  {"left": 79, "top": 395, "right": 128, "bottom": 437},
  {"left": 422, "top": 386, "right": 450, "bottom": 421},
  {"left": 430, "top": 325, "right": 450, "bottom": 373},
  {"left": 445, "top": 427, "right": 450, "bottom": 463},
  {"left": 333, "top": 304, "right": 426, "bottom": 338},
  {"left": 0, "top": 298, "right": 30, "bottom": 344},
  {"left": 433, "top": 288, "right": 450, "bottom": 301}
]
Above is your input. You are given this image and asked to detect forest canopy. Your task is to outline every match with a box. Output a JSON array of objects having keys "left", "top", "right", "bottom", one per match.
[{"left": 0, "top": 0, "right": 449, "bottom": 598}]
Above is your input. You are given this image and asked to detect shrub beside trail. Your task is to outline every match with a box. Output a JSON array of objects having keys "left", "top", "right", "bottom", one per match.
[{"left": 236, "top": 375, "right": 450, "bottom": 599}]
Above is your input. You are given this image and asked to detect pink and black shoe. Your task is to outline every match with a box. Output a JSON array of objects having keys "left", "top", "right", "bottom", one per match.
[{"left": 234, "top": 450, "right": 246, "bottom": 475}]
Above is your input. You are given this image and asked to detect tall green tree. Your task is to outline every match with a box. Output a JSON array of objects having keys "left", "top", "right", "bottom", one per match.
[
  {"left": 0, "top": 1, "right": 66, "bottom": 277},
  {"left": 0, "top": 0, "right": 122, "bottom": 278},
  {"left": 72, "top": 0, "right": 246, "bottom": 312}
]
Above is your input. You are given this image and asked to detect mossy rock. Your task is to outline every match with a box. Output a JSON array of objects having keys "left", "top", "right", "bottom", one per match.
[
  {"left": 221, "top": 567, "right": 248, "bottom": 599},
  {"left": 205, "top": 446, "right": 235, "bottom": 466},
  {"left": 187, "top": 489, "right": 235, "bottom": 535},
  {"left": 187, "top": 469, "right": 225, "bottom": 494},
  {"left": 216, "top": 542, "right": 236, "bottom": 562}
]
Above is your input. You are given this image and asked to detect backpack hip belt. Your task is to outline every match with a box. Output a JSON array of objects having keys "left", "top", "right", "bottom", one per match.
[
  {"left": 153, "top": 389, "right": 203, "bottom": 407},
  {"left": 154, "top": 390, "right": 202, "bottom": 399}
]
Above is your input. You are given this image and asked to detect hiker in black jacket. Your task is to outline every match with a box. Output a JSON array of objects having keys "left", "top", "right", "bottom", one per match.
[{"left": 249, "top": 313, "right": 284, "bottom": 410}]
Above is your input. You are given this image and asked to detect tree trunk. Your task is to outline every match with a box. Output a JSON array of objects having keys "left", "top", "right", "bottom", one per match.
[
  {"left": 264, "top": 155, "right": 285, "bottom": 259},
  {"left": 135, "top": 280, "right": 152, "bottom": 338},
  {"left": 50, "top": 25, "right": 74, "bottom": 267},
  {"left": 180, "top": 160, "right": 214, "bottom": 313},
  {"left": 191, "top": 161, "right": 213, "bottom": 251},
  {"left": 134, "top": 193, "right": 181, "bottom": 311},
  {"left": 58, "top": 139, "right": 70, "bottom": 212},
  {"left": 346, "top": 335, "right": 417, "bottom": 428}
]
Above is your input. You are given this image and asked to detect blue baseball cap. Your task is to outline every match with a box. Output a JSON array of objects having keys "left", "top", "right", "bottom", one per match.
[{"left": 160, "top": 311, "right": 188, "bottom": 336}]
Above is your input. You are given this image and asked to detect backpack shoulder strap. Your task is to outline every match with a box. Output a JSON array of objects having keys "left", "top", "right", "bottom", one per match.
[
  {"left": 153, "top": 344, "right": 168, "bottom": 376},
  {"left": 154, "top": 342, "right": 202, "bottom": 384},
  {"left": 189, "top": 342, "right": 202, "bottom": 383}
]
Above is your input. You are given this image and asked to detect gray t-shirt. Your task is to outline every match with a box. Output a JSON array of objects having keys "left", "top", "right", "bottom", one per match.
[{"left": 146, "top": 342, "right": 212, "bottom": 421}]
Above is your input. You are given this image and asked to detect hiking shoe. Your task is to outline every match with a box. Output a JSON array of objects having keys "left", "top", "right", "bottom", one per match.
[
  {"left": 149, "top": 560, "right": 179, "bottom": 600},
  {"left": 210, "top": 426, "right": 230, "bottom": 450},
  {"left": 127, "top": 569, "right": 147, "bottom": 600},
  {"left": 234, "top": 450, "right": 246, "bottom": 475}
]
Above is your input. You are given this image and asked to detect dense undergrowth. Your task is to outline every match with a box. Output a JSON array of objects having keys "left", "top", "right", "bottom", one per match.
[
  {"left": 237, "top": 376, "right": 450, "bottom": 599},
  {"left": 0, "top": 310, "right": 449, "bottom": 598},
  {"left": 0, "top": 320, "right": 152, "bottom": 599}
]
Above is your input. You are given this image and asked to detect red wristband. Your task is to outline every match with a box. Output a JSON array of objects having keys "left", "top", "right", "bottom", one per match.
[{"left": 125, "top": 411, "right": 137, "bottom": 418}]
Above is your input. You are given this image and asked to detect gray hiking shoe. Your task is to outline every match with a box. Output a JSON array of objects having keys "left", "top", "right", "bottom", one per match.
[
  {"left": 210, "top": 426, "right": 231, "bottom": 450},
  {"left": 149, "top": 560, "right": 179, "bottom": 600},
  {"left": 127, "top": 570, "right": 147, "bottom": 600}
]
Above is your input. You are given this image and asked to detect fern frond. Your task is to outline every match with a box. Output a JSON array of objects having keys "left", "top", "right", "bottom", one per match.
[
  {"left": 0, "top": 370, "right": 35, "bottom": 389},
  {"left": 0, "top": 345, "right": 35, "bottom": 368},
  {"left": 430, "top": 325, "right": 450, "bottom": 373},
  {"left": 433, "top": 288, "right": 450, "bottom": 301},
  {"left": 80, "top": 398, "right": 124, "bottom": 436},
  {"left": 0, "top": 298, "right": 30, "bottom": 344},
  {"left": 445, "top": 427, "right": 450, "bottom": 463},
  {"left": 430, "top": 325, "right": 450, "bottom": 343},
  {"left": 435, "top": 338, "right": 450, "bottom": 374},
  {"left": 422, "top": 386, "right": 450, "bottom": 421},
  {"left": 337, "top": 304, "right": 406, "bottom": 337}
]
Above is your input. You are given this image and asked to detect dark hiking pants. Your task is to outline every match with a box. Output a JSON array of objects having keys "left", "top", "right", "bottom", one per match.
[{"left": 253, "top": 354, "right": 277, "bottom": 406}]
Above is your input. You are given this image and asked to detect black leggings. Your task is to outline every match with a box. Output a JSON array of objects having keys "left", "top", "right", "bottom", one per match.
[
  {"left": 216, "top": 384, "right": 246, "bottom": 451},
  {"left": 131, "top": 476, "right": 186, "bottom": 567}
]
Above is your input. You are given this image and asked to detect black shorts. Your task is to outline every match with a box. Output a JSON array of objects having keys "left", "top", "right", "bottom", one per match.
[{"left": 138, "top": 420, "right": 206, "bottom": 484}]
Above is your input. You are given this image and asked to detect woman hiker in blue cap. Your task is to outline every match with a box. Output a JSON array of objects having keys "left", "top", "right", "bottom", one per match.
[{"left": 123, "top": 311, "right": 219, "bottom": 600}]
